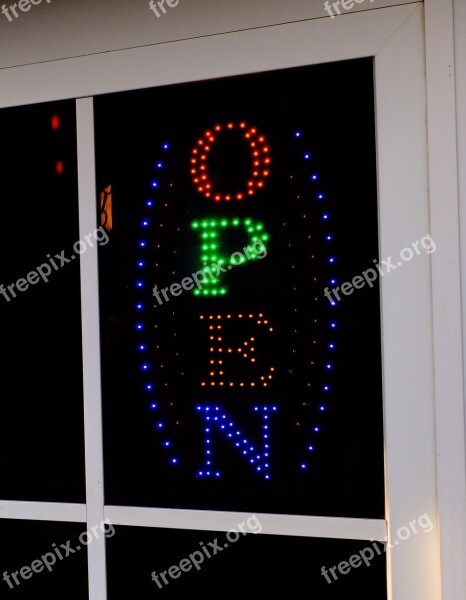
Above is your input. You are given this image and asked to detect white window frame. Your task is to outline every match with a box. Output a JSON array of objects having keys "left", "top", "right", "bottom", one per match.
[{"left": 1, "top": 3, "right": 465, "bottom": 599}]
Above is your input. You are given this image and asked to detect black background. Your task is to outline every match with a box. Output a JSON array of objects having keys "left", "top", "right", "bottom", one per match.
[
  {"left": 0, "top": 101, "right": 85, "bottom": 503},
  {"left": 106, "top": 525, "right": 387, "bottom": 599},
  {"left": 95, "top": 58, "right": 384, "bottom": 518},
  {"left": 0, "top": 520, "right": 89, "bottom": 599}
]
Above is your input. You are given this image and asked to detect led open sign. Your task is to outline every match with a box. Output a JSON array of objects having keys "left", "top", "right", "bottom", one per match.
[
  {"left": 97, "top": 60, "right": 384, "bottom": 516},
  {"left": 133, "top": 121, "right": 336, "bottom": 482}
]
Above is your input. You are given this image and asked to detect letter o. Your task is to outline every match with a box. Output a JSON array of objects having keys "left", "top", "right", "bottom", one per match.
[
  {"left": 190, "top": 121, "right": 271, "bottom": 202},
  {"left": 400, "top": 247, "right": 414, "bottom": 261},
  {"left": 79, "top": 531, "right": 91, "bottom": 546},
  {"left": 73, "top": 240, "right": 87, "bottom": 254},
  {"left": 230, "top": 251, "right": 244, "bottom": 266},
  {"left": 226, "top": 529, "right": 240, "bottom": 543},
  {"left": 397, "top": 526, "right": 411, "bottom": 541}
]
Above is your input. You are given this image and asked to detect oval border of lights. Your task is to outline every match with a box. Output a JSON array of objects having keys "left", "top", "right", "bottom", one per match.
[
  {"left": 294, "top": 129, "right": 337, "bottom": 471},
  {"left": 134, "top": 141, "right": 180, "bottom": 467},
  {"left": 132, "top": 130, "right": 337, "bottom": 478}
]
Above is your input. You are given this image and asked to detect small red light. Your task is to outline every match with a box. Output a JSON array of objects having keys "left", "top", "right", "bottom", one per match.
[
  {"left": 56, "top": 160, "right": 64, "bottom": 174},
  {"left": 51, "top": 115, "right": 60, "bottom": 130}
]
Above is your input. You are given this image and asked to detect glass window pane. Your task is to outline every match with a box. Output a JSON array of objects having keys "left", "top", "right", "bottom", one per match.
[
  {"left": 96, "top": 58, "right": 384, "bottom": 517},
  {"left": 0, "top": 519, "right": 89, "bottom": 599},
  {"left": 107, "top": 525, "right": 387, "bottom": 599},
  {"left": 0, "top": 101, "right": 85, "bottom": 502}
]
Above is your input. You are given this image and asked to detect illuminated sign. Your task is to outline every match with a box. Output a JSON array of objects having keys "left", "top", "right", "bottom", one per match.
[
  {"left": 132, "top": 123, "right": 336, "bottom": 481},
  {"left": 96, "top": 60, "right": 383, "bottom": 515}
]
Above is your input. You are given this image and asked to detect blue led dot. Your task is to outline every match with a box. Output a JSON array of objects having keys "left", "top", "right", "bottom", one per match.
[
  {"left": 156, "top": 422, "right": 164, "bottom": 429},
  {"left": 136, "top": 303, "right": 143, "bottom": 310},
  {"left": 265, "top": 474, "right": 270, "bottom": 480},
  {"left": 330, "top": 322, "right": 337, "bottom": 329},
  {"left": 326, "top": 235, "right": 333, "bottom": 241},
  {"left": 138, "top": 344, "right": 145, "bottom": 351},
  {"left": 326, "top": 363, "right": 333, "bottom": 370},
  {"left": 314, "top": 427, "right": 320, "bottom": 432},
  {"left": 146, "top": 200, "right": 154, "bottom": 207},
  {"left": 151, "top": 180, "right": 159, "bottom": 188},
  {"left": 215, "top": 472, "right": 221, "bottom": 478},
  {"left": 311, "top": 174, "right": 319, "bottom": 180},
  {"left": 136, "top": 281, "right": 144, "bottom": 288},
  {"left": 136, "top": 324, "right": 143, "bottom": 330},
  {"left": 156, "top": 162, "right": 163, "bottom": 168},
  {"left": 164, "top": 441, "right": 170, "bottom": 447},
  {"left": 308, "top": 445, "right": 314, "bottom": 451},
  {"left": 317, "top": 193, "right": 325, "bottom": 200},
  {"left": 146, "top": 384, "right": 153, "bottom": 391},
  {"left": 142, "top": 220, "right": 149, "bottom": 227},
  {"left": 320, "top": 406, "right": 326, "bottom": 411},
  {"left": 137, "top": 261, "right": 145, "bottom": 268},
  {"left": 330, "top": 278, "right": 337, "bottom": 285},
  {"left": 323, "top": 385, "right": 330, "bottom": 392},
  {"left": 171, "top": 458, "right": 178, "bottom": 465},
  {"left": 139, "top": 240, "right": 146, "bottom": 248},
  {"left": 149, "top": 402, "right": 157, "bottom": 409},
  {"left": 328, "top": 257, "right": 335, "bottom": 264},
  {"left": 295, "top": 131, "right": 302, "bottom": 138},
  {"left": 272, "top": 406, "right": 278, "bottom": 411},
  {"left": 328, "top": 343, "right": 335, "bottom": 349},
  {"left": 162, "top": 143, "right": 169, "bottom": 150},
  {"left": 141, "top": 363, "right": 149, "bottom": 371},
  {"left": 304, "top": 153, "right": 311, "bottom": 159},
  {"left": 322, "top": 213, "right": 329, "bottom": 220},
  {"left": 300, "top": 463, "right": 308, "bottom": 470}
]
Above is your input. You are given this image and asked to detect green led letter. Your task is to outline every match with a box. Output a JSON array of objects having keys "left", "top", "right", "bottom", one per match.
[{"left": 190, "top": 218, "right": 269, "bottom": 296}]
